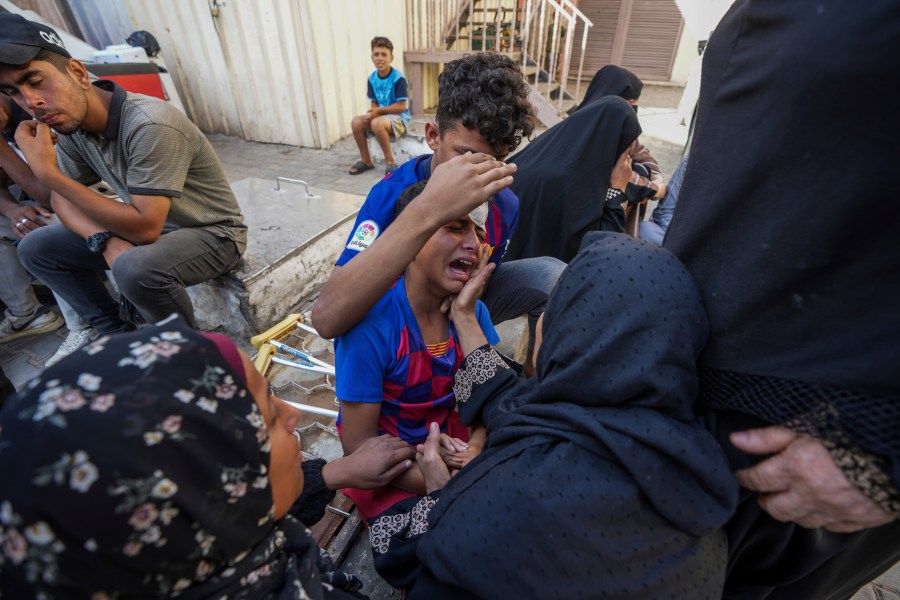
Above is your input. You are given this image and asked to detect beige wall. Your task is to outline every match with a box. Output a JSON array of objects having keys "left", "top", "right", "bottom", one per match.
[
  {"left": 670, "top": 0, "right": 733, "bottom": 82},
  {"left": 670, "top": 22, "right": 699, "bottom": 83}
]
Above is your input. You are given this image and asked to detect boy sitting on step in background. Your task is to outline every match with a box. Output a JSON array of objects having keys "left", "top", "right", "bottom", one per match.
[{"left": 348, "top": 36, "right": 411, "bottom": 176}]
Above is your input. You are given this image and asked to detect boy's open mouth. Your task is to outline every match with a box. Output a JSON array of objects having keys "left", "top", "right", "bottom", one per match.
[{"left": 448, "top": 258, "right": 474, "bottom": 278}]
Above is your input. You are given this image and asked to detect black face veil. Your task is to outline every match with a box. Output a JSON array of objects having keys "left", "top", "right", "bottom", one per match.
[{"left": 506, "top": 96, "right": 641, "bottom": 263}]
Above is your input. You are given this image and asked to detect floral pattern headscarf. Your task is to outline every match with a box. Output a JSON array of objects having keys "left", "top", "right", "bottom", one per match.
[{"left": 0, "top": 317, "right": 330, "bottom": 599}]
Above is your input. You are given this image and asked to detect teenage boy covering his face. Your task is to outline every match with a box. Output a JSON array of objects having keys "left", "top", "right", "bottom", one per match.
[
  {"left": 349, "top": 36, "right": 411, "bottom": 175},
  {"left": 0, "top": 14, "right": 246, "bottom": 336},
  {"left": 335, "top": 180, "right": 498, "bottom": 522},
  {"left": 314, "top": 53, "right": 565, "bottom": 375}
]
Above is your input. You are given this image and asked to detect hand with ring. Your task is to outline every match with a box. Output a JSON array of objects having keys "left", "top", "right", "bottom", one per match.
[{"left": 7, "top": 205, "right": 51, "bottom": 240}]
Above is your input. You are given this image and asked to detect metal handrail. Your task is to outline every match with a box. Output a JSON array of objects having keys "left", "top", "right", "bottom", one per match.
[
  {"left": 406, "top": 0, "right": 593, "bottom": 121},
  {"left": 273, "top": 176, "right": 319, "bottom": 199}
]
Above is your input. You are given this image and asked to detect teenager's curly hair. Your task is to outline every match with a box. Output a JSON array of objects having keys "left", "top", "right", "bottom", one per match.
[{"left": 437, "top": 53, "right": 535, "bottom": 156}]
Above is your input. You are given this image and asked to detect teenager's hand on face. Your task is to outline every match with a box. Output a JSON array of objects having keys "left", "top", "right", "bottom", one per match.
[
  {"left": 14, "top": 121, "right": 59, "bottom": 180},
  {"left": 732, "top": 426, "right": 897, "bottom": 532},
  {"left": 610, "top": 142, "right": 635, "bottom": 191},
  {"left": 449, "top": 243, "right": 494, "bottom": 324},
  {"left": 323, "top": 435, "right": 415, "bottom": 490},
  {"left": 7, "top": 204, "right": 51, "bottom": 240},
  {"left": 417, "top": 422, "right": 452, "bottom": 494},
  {"left": 425, "top": 153, "right": 516, "bottom": 221}
]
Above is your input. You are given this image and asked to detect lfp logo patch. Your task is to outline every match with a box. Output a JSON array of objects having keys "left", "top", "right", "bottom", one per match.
[{"left": 346, "top": 220, "right": 380, "bottom": 252}]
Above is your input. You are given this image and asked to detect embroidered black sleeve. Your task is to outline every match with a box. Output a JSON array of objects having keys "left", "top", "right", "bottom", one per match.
[
  {"left": 605, "top": 187, "right": 625, "bottom": 205},
  {"left": 370, "top": 495, "right": 439, "bottom": 555},
  {"left": 823, "top": 441, "right": 900, "bottom": 515},
  {"left": 453, "top": 345, "right": 511, "bottom": 406}
]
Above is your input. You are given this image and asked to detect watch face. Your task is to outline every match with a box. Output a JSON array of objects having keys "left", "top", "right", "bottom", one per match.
[{"left": 87, "top": 232, "right": 112, "bottom": 254}]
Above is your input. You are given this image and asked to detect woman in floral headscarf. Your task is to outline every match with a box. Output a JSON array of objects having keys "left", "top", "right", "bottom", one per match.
[{"left": 0, "top": 315, "right": 396, "bottom": 599}]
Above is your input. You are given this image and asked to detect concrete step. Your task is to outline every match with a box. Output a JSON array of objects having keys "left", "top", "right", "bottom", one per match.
[
  {"left": 366, "top": 133, "right": 430, "bottom": 166},
  {"left": 187, "top": 178, "right": 365, "bottom": 341}
]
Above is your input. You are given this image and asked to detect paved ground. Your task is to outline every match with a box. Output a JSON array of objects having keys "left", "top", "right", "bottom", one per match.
[{"left": 1, "top": 84, "right": 896, "bottom": 598}]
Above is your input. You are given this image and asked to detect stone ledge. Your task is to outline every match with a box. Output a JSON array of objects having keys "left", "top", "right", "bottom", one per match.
[
  {"left": 187, "top": 178, "right": 365, "bottom": 342},
  {"left": 366, "top": 134, "right": 430, "bottom": 166}
]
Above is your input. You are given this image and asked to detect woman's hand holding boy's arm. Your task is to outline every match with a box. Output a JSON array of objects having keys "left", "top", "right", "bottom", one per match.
[
  {"left": 438, "top": 434, "right": 470, "bottom": 469},
  {"left": 417, "top": 423, "right": 452, "bottom": 494},
  {"left": 323, "top": 435, "right": 415, "bottom": 490},
  {"left": 339, "top": 402, "right": 427, "bottom": 494},
  {"left": 442, "top": 425, "right": 487, "bottom": 469}
]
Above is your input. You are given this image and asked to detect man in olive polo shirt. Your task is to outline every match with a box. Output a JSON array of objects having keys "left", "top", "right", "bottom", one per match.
[{"left": 0, "top": 15, "right": 246, "bottom": 335}]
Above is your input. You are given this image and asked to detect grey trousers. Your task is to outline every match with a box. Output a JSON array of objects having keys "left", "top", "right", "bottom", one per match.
[
  {"left": 0, "top": 212, "right": 86, "bottom": 330},
  {"left": 18, "top": 224, "right": 241, "bottom": 334},
  {"left": 481, "top": 256, "right": 566, "bottom": 352}
]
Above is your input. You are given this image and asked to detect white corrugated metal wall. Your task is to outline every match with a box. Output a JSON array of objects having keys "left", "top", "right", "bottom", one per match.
[
  {"left": 124, "top": 0, "right": 244, "bottom": 137},
  {"left": 119, "top": 0, "right": 406, "bottom": 148},
  {"left": 66, "top": 0, "right": 132, "bottom": 48},
  {"left": 204, "top": 0, "right": 324, "bottom": 147}
]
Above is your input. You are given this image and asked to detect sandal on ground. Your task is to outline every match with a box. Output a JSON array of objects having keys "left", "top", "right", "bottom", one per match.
[
  {"left": 385, "top": 163, "right": 399, "bottom": 175},
  {"left": 348, "top": 160, "right": 375, "bottom": 175}
]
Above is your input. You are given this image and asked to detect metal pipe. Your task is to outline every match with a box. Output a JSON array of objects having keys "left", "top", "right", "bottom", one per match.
[
  {"left": 273, "top": 177, "right": 319, "bottom": 199},
  {"left": 575, "top": 24, "right": 589, "bottom": 103},
  {"left": 327, "top": 506, "right": 352, "bottom": 518},
  {"left": 270, "top": 339, "right": 334, "bottom": 369},
  {"left": 271, "top": 356, "right": 336, "bottom": 376},
  {"left": 295, "top": 321, "right": 331, "bottom": 341},
  {"left": 281, "top": 398, "right": 339, "bottom": 419}
]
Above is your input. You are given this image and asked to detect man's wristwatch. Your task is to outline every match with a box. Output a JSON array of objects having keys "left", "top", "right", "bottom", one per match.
[{"left": 86, "top": 231, "right": 117, "bottom": 254}]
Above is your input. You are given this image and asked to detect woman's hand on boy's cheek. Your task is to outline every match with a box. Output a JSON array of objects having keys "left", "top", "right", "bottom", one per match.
[{"left": 449, "top": 244, "right": 494, "bottom": 321}]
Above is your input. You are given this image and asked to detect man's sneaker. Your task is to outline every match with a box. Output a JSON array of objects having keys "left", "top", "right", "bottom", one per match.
[
  {"left": 0, "top": 308, "right": 64, "bottom": 343},
  {"left": 45, "top": 328, "right": 98, "bottom": 368}
]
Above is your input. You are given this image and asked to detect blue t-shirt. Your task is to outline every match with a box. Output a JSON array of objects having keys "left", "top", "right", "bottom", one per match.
[
  {"left": 335, "top": 276, "right": 499, "bottom": 444},
  {"left": 336, "top": 154, "right": 519, "bottom": 268},
  {"left": 367, "top": 68, "right": 411, "bottom": 125}
]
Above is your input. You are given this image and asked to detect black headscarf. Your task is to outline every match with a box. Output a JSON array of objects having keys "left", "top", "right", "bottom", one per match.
[
  {"left": 505, "top": 96, "right": 641, "bottom": 263},
  {"left": 409, "top": 233, "right": 738, "bottom": 599},
  {"left": 576, "top": 64, "right": 643, "bottom": 109},
  {"left": 0, "top": 318, "right": 352, "bottom": 599},
  {"left": 662, "top": 0, "right": 900, "bottom": 484}
]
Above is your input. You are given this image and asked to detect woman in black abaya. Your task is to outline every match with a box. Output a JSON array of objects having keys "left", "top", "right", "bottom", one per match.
[
  {"left": 576, "top": 64, "right": 667, "bottom": 190},
  {"left": 371, "top": 232, "right": 739, "bottom": 599},
  {"left": 505, "top": 96, "right": 652, "bottom": 263},
  {"left": 662, "top": 0, "right": 900, "bottom": 598}
]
